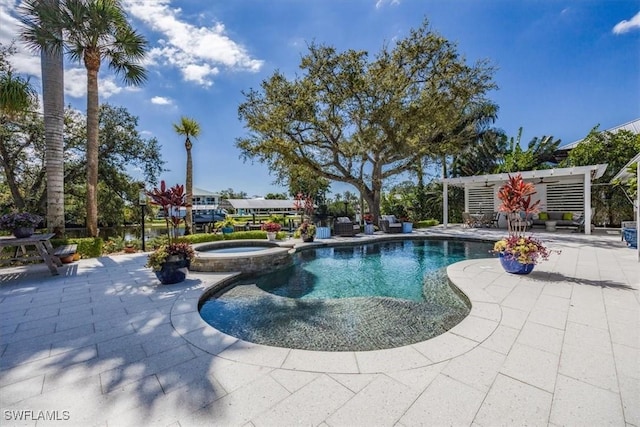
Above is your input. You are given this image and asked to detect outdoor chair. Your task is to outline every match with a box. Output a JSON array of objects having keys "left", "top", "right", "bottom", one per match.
[
  {"left": 379, "top": 215, "right": 403, "bottom": 233},
  {"left": 333, "top": 217, "right": 360, "bottom": 237},
  {"left": 479, "top": 212, "right": 495, "bottom": 228},
  {"left": 507, "top": 213, "right": 532, "bottom": 231},
  {"left": 462, "top": 212, "right": 479, "bottom": 228},
  {"left": 623, "top": 226, "right": 638, "bottom": 248},
  {"left": 621, "top": 221, "right": 637, "bottom": 241},
  {"left": 490, "top": 212, "right": 500, "bottom": 228}
]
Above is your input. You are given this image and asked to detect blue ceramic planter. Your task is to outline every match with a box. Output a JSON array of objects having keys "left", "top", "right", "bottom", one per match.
[
  {"left": 155, "top": 256, "right": 190, "bottom": 284},
  {"left": 499, "top": 253, "right": 534, "bottom": 275}
]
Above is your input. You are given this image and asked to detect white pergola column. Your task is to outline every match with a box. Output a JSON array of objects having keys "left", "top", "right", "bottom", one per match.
[
  {"left": 443, "top": 182, "right": 449, "bottom": 228},
  {"left": 637, "top": 160, "right": 639, "bottom": 261},
  {"left": 464, "top": 186, "right": 469, "bottom": 213},
  {"left": 584, "top": 172, "right": 592, "bottom": 235}
]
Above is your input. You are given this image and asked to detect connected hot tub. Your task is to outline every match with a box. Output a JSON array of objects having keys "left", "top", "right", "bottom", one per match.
[{"left": 190, "top": 240, "right": 294, "bottom": 275}]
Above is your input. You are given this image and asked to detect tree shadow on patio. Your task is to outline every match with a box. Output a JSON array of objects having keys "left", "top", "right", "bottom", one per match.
[
  {"left": 0, "top": 254, "right": 245, "bottom": 425},
  {"left": 526, "top": 270, "right": 635, "bottom": 290}
]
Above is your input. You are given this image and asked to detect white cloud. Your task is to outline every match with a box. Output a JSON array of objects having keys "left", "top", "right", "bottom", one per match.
[
  {"left": 122, "top": 0, "right": 263, "bottom": 87},
  {"left": 613, "top": 11, "right": 640, "bottom": 34},
  {"left": 0, "top": 0, "right": 41, "bottom": 76},
  {"left": 151, "top": 96, "right": 172, "bottom": 105},
  {"left": 375, "top": 0, "right": 400, "bottom": 9},
  {"left": 63, "top": 67, "right": 126, "bottom": 99}
]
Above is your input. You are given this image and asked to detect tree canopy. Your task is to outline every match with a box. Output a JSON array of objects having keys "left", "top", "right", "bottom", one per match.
[
  {"left": 237, "top": 19, "right": 497, "bottom": 220},
  {"left": 0, "top": 103, "right": 164, "bottom": 226},
  {"left": 561, "top": 127, "right": 640, "bottom": 226}
]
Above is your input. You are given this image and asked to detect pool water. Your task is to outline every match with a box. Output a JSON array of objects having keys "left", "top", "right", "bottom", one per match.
[
  {"left": 200, "top": 239, "right": 493, "bottom": 351},
  {"left": 256, "top": 240, "right": 489, "bottom": 302}
]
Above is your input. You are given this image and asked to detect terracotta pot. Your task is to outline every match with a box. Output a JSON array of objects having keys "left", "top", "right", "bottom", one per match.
[{"left": 60, "top": 254, "right": 75, "bottom": 264}]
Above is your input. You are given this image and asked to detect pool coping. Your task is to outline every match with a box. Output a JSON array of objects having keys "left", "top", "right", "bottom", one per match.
[{"left": 170, "top": 235, "right": 502, "bottom": 374}]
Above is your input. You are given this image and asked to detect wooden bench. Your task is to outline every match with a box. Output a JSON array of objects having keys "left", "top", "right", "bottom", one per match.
[{"left": 54, "top": 244, "right": 78, "bottom": 257}]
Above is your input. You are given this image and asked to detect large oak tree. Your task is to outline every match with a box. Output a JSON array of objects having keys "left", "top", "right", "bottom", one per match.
[{"left": 237, "top": 20, "right": 497, "bottom": 220}]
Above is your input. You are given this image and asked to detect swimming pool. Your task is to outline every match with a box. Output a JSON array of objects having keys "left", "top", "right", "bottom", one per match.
[{"left": 199, "top": 238, "right": 493, "bottom": 351}]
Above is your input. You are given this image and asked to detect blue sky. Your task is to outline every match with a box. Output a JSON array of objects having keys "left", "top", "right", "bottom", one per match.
[{"left": 1, "top": 0, "right": 639, "bottom": 197}]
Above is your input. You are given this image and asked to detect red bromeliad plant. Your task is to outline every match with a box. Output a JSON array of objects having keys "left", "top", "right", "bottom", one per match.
[
  {"left": 497, "top": 173, "right": 540, "bottom": 237},
  {"left": 494, "top": 174, "right": 559, "bottom": 265},
  {"left": 147, "top": 181, "right": 189, "bottom": 244}
]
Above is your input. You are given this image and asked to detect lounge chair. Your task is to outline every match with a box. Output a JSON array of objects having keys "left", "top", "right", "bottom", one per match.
[
  {"left": 333, "top": 217, "right": 360, "bottom": 236},
  {"left": 379, "top": 215, "right": 403, "bottom": 233}
]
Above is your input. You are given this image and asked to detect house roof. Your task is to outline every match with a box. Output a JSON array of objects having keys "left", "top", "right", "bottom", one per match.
[
  {"left": 193, "top": 187, "right": 220, "bottom": 196},
  {"left": 559, "top": 118, "right": 640, "bottom": 151},
  {"left": 441, "top": 164, "right": 608, "bottom": 187},
  {"left": 612, "top": 152, "right": 640, "bottom": 182}
]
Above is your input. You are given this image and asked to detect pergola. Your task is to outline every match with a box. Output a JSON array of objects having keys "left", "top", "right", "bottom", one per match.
[
  {"left": 612, "top": 152, "right": 639, "bottom": 261},
  {"left": 441, "top": 164, "right": 608, "bottom": 235}
]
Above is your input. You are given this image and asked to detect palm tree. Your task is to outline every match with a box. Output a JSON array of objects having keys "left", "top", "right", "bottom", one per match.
[
  {"left": 19, "top": 0, "right": 67, "bottom": 237},
  {"left": 173, "top": 116, "right": 201, "bottom": 235},
  {"left": 0, "top": 71, "right": 37, "bottom": 116},
  {"left": 20, "top": 0, "right": 148, "bottom": 237},
  {"left": 0, "top": 47, "right": 38, "bottom": 211}
]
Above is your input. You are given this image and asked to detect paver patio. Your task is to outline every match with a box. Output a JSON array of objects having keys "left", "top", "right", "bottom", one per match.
[{"left": 0, "top": 226, "right": 638, "bottom": 426}]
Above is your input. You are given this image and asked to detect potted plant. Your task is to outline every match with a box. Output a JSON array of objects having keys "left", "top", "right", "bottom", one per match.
[
  {"left": 215, "top": 217, "right": 236, "bottom": 234},
  {"left": 0, "top": 212, "right": 43, "bottom": 238},
  {"left": 261, "top": 221, "right": 281, "bottom": 241},
  {"left": 124, "top": 240, "right": 137, "bottom": 253},
  {"left": 492, "top": 174, "right": 558, "bottom": 274},
  {"left": 363, "top": 213, "right": 375, "bottom": 234},
  {"left": 146, "top": 242, "right": 195, "bottom": 280},
  {"left": 145, "top": 181, "right": 194, "bottom": 284},
  {"left": 296, "top": 220, "right": 316, "bottom": 242}
]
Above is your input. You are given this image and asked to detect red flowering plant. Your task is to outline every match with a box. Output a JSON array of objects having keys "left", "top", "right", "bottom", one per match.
[
  {"left": 492, "top": 174, "right": 559, "bottom": 265},
  {"left": 261, "top": 221, "right": 282, "bottom": 233},
  {"left": 145, "top": 181, "right": 195, "bottom": 270},
  {"left": 363, "top": 213, "right": 374, "bottom": 224}
]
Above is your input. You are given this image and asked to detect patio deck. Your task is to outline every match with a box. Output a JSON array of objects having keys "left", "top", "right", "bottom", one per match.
[{"left": 0, "top": 227, "right": 638, "bottom": 426}]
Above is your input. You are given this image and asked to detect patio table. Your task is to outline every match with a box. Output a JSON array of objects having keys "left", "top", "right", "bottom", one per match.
[{"left": 0, "top": 233, "right": 62, "bottom": 275}]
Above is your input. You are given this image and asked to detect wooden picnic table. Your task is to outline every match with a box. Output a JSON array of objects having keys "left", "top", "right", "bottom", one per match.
[{"left": 0, "top": 233, "right": 63, "bottom": 275}]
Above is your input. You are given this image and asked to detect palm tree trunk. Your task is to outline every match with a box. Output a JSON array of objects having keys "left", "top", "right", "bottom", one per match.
[
  {"left": 40, "top": 4, "right": 65, "bottom": 237},
  {"left": 184, "top": 141, "right": 193, "bottom": 235},
  {"left": 85, "top": 58, "right": 100, "bottom": 237}
]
